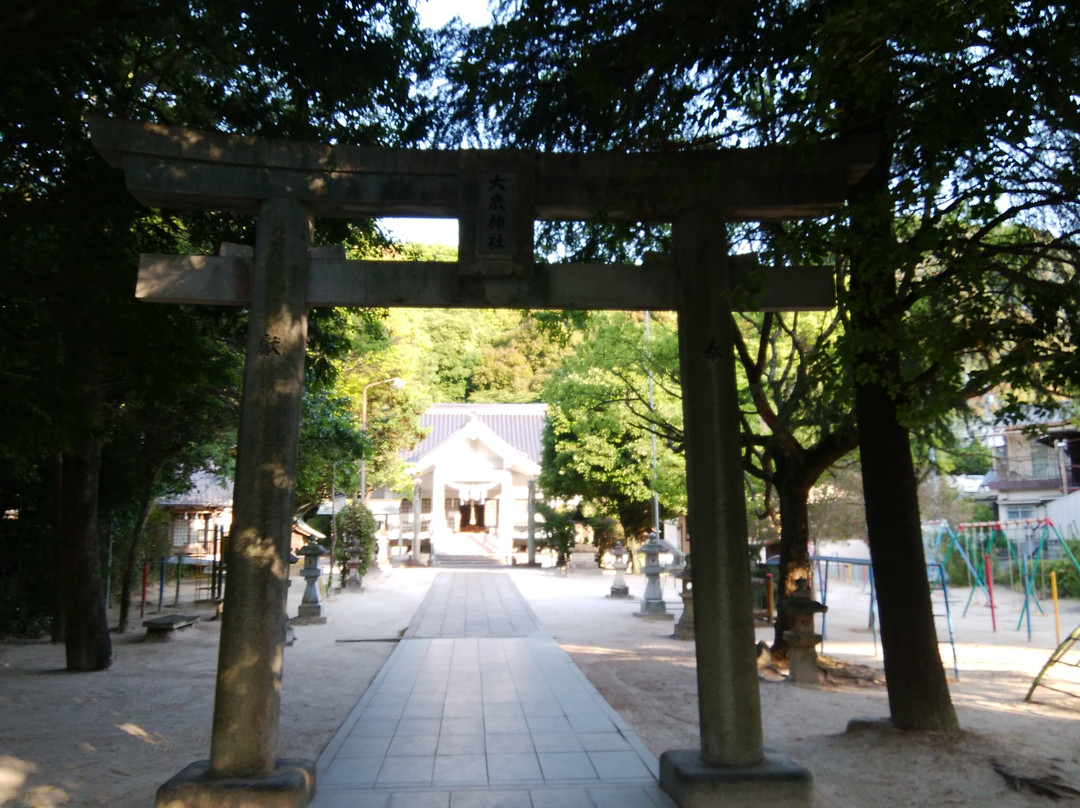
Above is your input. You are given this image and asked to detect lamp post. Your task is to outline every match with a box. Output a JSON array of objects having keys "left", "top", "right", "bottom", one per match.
[{"left": 360, "top": 377, "right": 406, "bottom": 503}]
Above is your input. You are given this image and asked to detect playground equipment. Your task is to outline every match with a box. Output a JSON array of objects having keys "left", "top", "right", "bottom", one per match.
[
  {"left": 925, "top": 519, "right": 1080, "bottom": 640},
  {"left": 1025, "top": 622, "right": 1080, "bottom": 705},
  {"left": 811, "top": 555, "right": 959, "bottom": 681}
]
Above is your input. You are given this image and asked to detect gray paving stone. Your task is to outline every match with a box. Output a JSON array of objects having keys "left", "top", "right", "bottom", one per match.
[
  {"left": 388, "top": 734, "right": 439, "bottom": 757},
  {"left": 485, "top": 732, "right": 533, "bottom": 754},
  {"left": 320, "top": 755, "right": 382, "bottom": 787},
  {"left": 529, "top": 786, "right": 593, "bottom": 808},
  {"left": 588, "top": 784, "right": 676, "bottom": 808},
  {"left": 388, "top": 790, "right": 450, "bottom": 807},
  {"left": 338, "top": 734, "right": 392, "bottom": 759},
  {"left": 376, "top": 755, "right": 435, "bottom": 787},
  {"left": 397, "top": 717, "right": 443, "bottom": 736},
  {"left": 351, "top": 718, "right": 399, "bottom": 738},
  {"left": 313, "top": 572, "right": 671, "bottom": 808},
  {"left": 578, "top": 732, "right": 632, "bottom": 752},
  {"left": 433, "top": 754, "right": 489, "bottom": 786},
  {"left": 526, "top": 715, "right": 573, "bottom": 735},
  {"left": 487, "top": 752, "right": 543, "bottom": 783},
  {"left": 439, "top": 733, "right": 487, "bottom": 756},
  {"left": 450, "top": 788, "right": 533, "bottom": 808},
  {"left": 587, "top": 750, "right": 654, "bottom": 781},
  {"left": 441, "top": 716, "right": 485, "bottom": 735},
  {"left": 537, "top": 751, "right": 598, "bottom": 782},
  {"left": 485, "top": 714, "right": 531, "bottom": 734},
  {"left": 530, "top": 732, "right": 583, "bottom": 753}
]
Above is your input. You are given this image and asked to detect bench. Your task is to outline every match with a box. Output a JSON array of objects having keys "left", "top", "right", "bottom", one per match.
[{"left": 143, "top": 614, "right": 200, "bottom": 641}]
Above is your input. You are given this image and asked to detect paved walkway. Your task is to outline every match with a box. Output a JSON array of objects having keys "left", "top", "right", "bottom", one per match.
[{"left": 312, "top": 571, "right": 676, "bottom": 808}]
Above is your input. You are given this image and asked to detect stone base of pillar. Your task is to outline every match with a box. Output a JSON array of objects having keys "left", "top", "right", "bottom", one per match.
[
  {"left": 568, "top": 546, "right": 598, "bottom": 571},
  {"left": 291, "top": 605, "right": 328, "bottom": 626},
  {"left": 659, "top": 748, "right": 812, "bottom": 808},
  {"left": 634, "top": 599, "right": 673, "bottom": 619},
  {"left": 783, "top": 630, "right": 823, "bottom": 686},
  {"left": 607, "top": 585, "right": 631, "bottom": 599},
  {"left": 155, "top": 758, "right": 315, "bottom": 808},
  {"left": 673, "top": 619, "right": 695, "bottom": 640},
  {"left": 633, "top": 610, "right": 674, "bottom": 620},
  {"left": 674, "top": 592, "right": 694, "bottom": 639}
]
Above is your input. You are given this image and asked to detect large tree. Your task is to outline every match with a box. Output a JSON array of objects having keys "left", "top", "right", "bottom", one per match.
[
  {"left": 445, "top": 0, "right": 1080, "bottom": 731},
  {"left": 539, "top": 312, "right": 687, "bottom": 542},
  {"left": 0, "top": 1, "right": 433, "bottom": 667}
]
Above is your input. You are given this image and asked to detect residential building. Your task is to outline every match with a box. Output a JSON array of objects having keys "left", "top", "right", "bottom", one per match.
[{"left": 979, "top": 421, "right": 1080, "bottom": 521}]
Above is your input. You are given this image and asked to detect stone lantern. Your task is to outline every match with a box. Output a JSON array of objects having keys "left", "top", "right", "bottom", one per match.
[
  {"left": 607, "top": 541, "right": 631, "bottom": 599},
  {"left": 295, "top": 540, "right": 329, "bottom": 624},
  {"left": 344, "top": 542, "right": 365, "bottom": 591},
  {"left": 779, "top": 578, "right": 827, "bottom": 685},
  {"left": 674, "top": 555, "right": 694, "bottom": 640},
  {"left": 634, "top": 531, "right": 673, "bottom": 619}
]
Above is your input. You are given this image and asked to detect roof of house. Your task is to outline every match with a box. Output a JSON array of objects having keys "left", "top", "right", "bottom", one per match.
[
  {"left": 157, "top": 469, "right": 233, "bottom": 509},
  {"left": 405, "top": 403, "right": 547, "bottom": 465}
]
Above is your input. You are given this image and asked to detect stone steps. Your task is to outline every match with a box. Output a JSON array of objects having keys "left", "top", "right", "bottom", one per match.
[{"left": 431, "top": 554, "right": 504, "bottom": 567}]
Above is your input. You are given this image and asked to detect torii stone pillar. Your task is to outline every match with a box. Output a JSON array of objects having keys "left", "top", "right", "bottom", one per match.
[
  {"left": 157, "top": 198, "right": 316, "bottom": 806},
  {"left": 411, "top": 480, "right": 423, "bottom": 563},
  {"left": 526, "top": 478, "right": 537, "bottom": 565},
  {"left": 659, "top": 212, "right": 811, "bottom": 806}
]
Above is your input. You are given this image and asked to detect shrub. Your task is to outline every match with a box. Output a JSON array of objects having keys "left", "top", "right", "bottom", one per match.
[{"left": 334, "top": 503, "right": 377, "bottom": 582}]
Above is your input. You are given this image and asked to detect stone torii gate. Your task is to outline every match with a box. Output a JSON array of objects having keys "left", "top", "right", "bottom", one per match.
[{"left": 91, "top": 117, "right": 870, "bottom": 808}]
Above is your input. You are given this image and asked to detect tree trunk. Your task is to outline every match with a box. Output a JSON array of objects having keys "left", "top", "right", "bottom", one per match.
[
  {"left": 770, "top": 466, "right": 813, "bottom": 660},
  {"left": 847, "top": 117, "right": 958, "bottom": 731},
  {"left": 855, "top": 375, "right": 956, "bottom": 730},
  {"left": 51, "top": 453, "right": 66, "bottom": 644},
  {"left": 60, "top": 434, "right": 112, "bottom": 671},
  {"left": 117, "top": 488, "right": 156, "bottom": 633}
]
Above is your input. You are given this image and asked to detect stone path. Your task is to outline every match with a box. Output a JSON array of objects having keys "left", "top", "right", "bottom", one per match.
[{"left": 312, "top": 571, "right": 676, "bottom": 808}]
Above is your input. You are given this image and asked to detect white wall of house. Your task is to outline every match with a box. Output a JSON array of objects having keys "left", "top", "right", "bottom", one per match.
[{"left": 1047, "top": 490, "right": 1080, "bottom": 541}]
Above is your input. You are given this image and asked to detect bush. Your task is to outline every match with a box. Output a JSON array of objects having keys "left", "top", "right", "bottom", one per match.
[
  {"left": 591, "top": 516, "right": 625, "bottom": 566},
  {"left": 334, "top": 503, "right": 377, "bottom": 582},
  {"left": 1042, "top": 559, "right": 1080, "bottom": 598},
  {"left": 1040, "top": 541, "right": 1080, "bottom": 599}
]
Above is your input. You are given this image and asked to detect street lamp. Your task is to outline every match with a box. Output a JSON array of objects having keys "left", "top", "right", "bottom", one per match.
[{"left": 360, "top": 377, "right": 406, "bottom": 502}]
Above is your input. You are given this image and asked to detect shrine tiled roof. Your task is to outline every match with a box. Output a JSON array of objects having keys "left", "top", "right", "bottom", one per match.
[
  {"left": 406, "top": 403, "right": 547, "bottom": 464},
  {"left": 157, "top": 469, "right": 233, "bottom": 509}
]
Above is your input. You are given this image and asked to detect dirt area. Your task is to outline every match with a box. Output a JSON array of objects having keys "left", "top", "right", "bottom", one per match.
[{"left": 2, "top": 563, "right": 1079, "bottom": 807}]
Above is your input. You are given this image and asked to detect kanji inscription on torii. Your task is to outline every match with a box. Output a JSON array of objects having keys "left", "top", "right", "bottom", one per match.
[{"left": 481, "top": 173, "right": 512, "bottom": 255}]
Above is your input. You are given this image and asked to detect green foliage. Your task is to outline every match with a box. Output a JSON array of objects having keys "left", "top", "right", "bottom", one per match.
[
  {"left": 0, "top": 484, "right": 56, "bottom": 636},
  {"left": 0, "top": 1, "right": 436, "bottom": 652},
  {"left": 590, "top": 516, "right": 625, "bottom": 562},
  {"left": 938, "top": 441, "right": 994, "bottom": 477},
  {"left": 390, "top": 308, "right": 562, "bottom": 403},
  {"left": 450, "top": 0, "right": 1080, "bottom": 456},
  {"left": 940, "top": 543, "right": 976, "bottom": 588},
  {"left": 539, "top": 311, "right": 685, "bottom": 539},
  {"left": 333, "top": 504, "right": 378, "bottom": 579},
  {"left": 295, "top": 389, "right": 369, "bottom": 513},
  {"left": 1043, "top": 550, "right": 1080, "bottom": 599},
  {"left": 533, "top": 500, "right": 578, "bottom": 564}
]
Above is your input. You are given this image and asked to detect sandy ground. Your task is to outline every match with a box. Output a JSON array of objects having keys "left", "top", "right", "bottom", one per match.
[{"left": 2, "top": 561, "right": 1080, "bottom": 807}]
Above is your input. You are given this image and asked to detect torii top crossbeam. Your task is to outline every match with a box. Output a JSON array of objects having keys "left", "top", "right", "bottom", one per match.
[
  {"left": 90, "top": 117, "right": 871, "bottom": 312},
  {"left": 90, "top": 117, "right": 870, "bottom": 221}
]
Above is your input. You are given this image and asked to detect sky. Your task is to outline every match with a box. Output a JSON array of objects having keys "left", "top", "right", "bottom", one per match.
[{"left": 379, "top": 0, "right": 493, "bottom": 247}]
